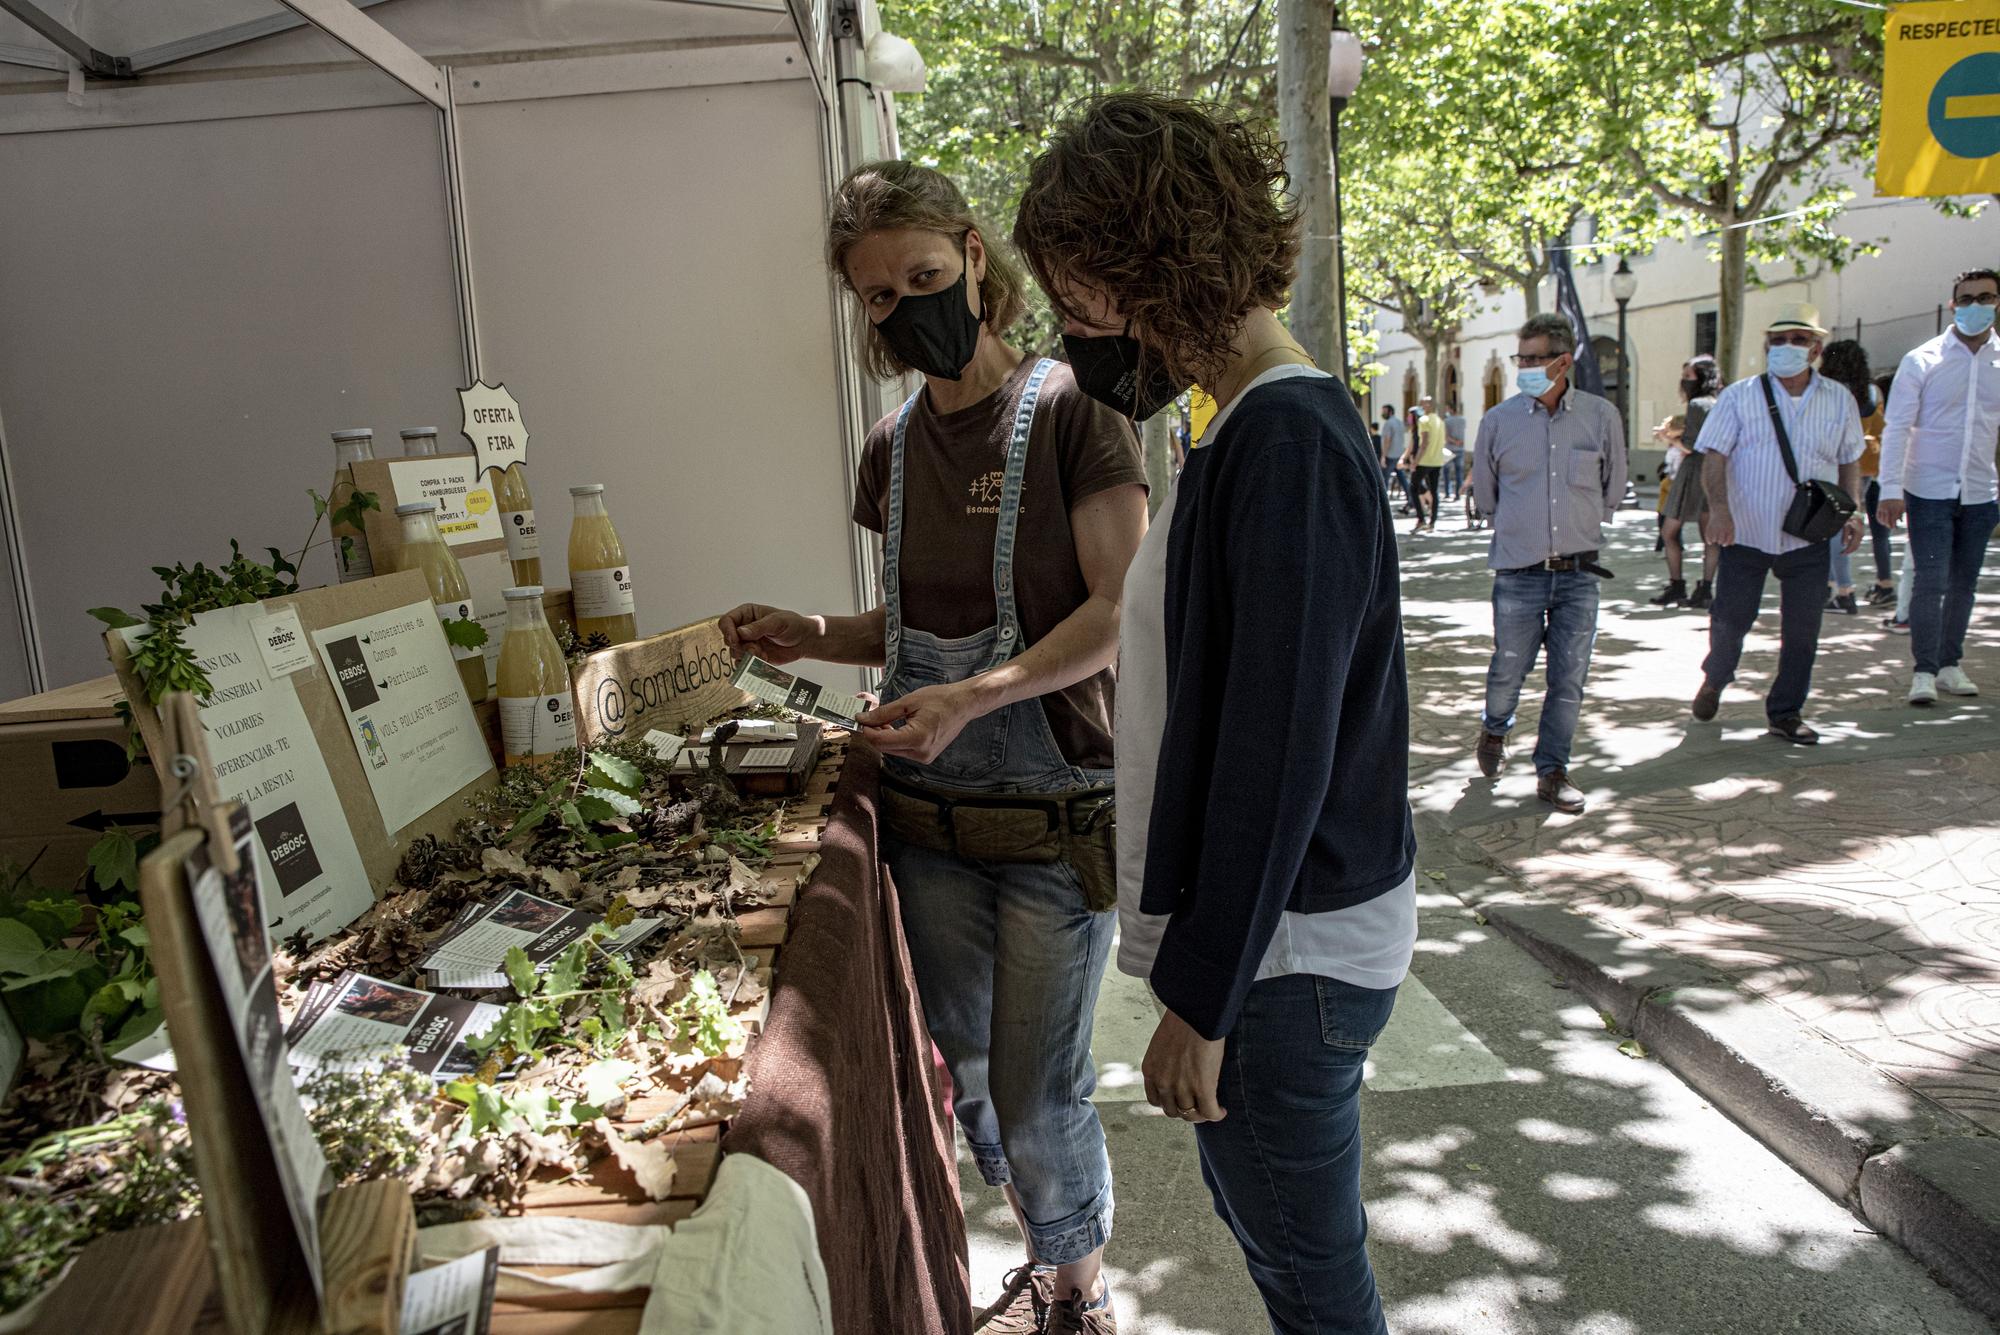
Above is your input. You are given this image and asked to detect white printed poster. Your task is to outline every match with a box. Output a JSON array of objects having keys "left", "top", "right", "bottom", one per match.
[
  {"left": 188, "top": 807, "right": 332, "bottom": 1299},
  {"left": 399, "top": 1248, "right": 498, "bottom": 1335},
  {"left": 287, "top": 972, "right": 502, "bottom": 1080},
  {"left": 311, "top": 602, "right": 495, "bottom": 836},
  {"left": 121, "top": 604, "right": 372, "bottom": 942},
  {"left": 387, "top": 457, "right": 503, "bottom": 546}
]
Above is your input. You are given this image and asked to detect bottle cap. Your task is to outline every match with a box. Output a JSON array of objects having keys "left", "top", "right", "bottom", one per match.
[
  {"left": 394, "top": 500, "right": 439, "bottom": 516},
  {"left": 569, "top": 484, "right": 606, "bottom": 496},
  {"left": 399, "top": 428, "right": 439, "bottom": 439},
  {"left": 330, "top": 429, "right": 373, "bottom": 442},
  {"left": 502, "top": 586, "right": 547, "bottom": 600}
]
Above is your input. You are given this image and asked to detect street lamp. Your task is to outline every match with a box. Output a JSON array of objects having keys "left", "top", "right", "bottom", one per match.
[
  {"left": 1328, "top": 21, "right": 1365, "bottom": 382},
  {"left": 1610, "top": 255, "right": 1638, "bottom": 442}
]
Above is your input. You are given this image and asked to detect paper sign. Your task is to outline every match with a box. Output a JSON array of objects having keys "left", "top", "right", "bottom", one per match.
[
  {"left": 310, "top": 601, "right": 495, "bottom": 836},
  {"left": 460, "top": 551, "right": 511, "bottom": 689},
  {"left": 1876, "top": 0, "right": 2000, "bottom": 196},
  {"left": 418, "top": 889, "right": 666, "bottom": 990},
  {"left": 458, "top": 381, "right": 529, "bottom": 480},
  {"left": 249, "top": 608, "right": 316, "bottom": 678},
  {"left": 188, "top": 807, "right": 332, "bottom": 1300},
  {"left": 731, "top": 656, "right": 867, "bottom": 728},
  {"left": 400, "top": 1248, "right": 499, "bottom": 1335},
  {"left": 570, "top": 619, "right": 749, "bottom": 745},
  {"left": 643, "top": 729, "right": 686, "bottom": 763},
  {"left": 120, "top": 605, "right": 373, "bottom": 941},
  {"left": 387, "top": 457, "right": 502, "bottom": 546},
  {"left": 736, "top": 746, "right": 796, "bottom": 769}
]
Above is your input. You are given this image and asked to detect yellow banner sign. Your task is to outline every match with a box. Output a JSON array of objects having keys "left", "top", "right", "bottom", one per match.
[{"left": 1877, "top": 0, "right": 2000, "bottom": 197}]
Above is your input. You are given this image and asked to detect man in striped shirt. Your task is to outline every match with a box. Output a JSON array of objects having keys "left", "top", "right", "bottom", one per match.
[{"left": 1690, "top": 304, "right": 1866, "bottom": 745}]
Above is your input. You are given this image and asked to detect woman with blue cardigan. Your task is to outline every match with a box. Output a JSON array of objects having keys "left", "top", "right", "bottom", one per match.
[{"left": 1015, "top": 93, "right": 1418, "bottom": 1335}]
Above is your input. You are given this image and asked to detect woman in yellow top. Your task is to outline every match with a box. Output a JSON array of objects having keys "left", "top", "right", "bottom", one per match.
[{"left": 1399, "top": 402, "right": 1448, "bottom": 533}]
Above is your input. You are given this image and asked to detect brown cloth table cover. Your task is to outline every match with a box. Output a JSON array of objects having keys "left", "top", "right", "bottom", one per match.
[{"left": 726, "top": 745, "right": 972, "bottom": 1335}]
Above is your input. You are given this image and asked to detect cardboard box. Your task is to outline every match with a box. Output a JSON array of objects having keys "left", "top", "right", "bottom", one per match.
[{"left": 0, "top": 675, "right": 156, "bottom": 891}]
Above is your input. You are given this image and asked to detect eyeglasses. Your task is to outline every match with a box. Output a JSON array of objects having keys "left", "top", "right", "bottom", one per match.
[
  {"left": 1954, "top": 292, "right": 2000, "bottom": 307},
  {"left": 1510, "top": 352, "right": 1568, "bottom": 367},
  {"left": 1765, "top": 332, "right": 1817, "bottom": 348}
]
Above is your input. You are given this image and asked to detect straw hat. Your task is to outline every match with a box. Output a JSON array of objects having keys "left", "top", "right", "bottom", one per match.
[{"left": 1766, "top": 302, "right": 1829, "bottom": 336}]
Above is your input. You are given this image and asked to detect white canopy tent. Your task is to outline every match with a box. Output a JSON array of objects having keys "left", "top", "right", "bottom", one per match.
[{"left": 0, "top": 0, "right": 907, "bottom": 695}]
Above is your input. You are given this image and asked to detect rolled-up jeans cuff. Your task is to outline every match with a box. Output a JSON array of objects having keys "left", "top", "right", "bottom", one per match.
[
  {"left": 965, "top": 1136, "right": 1011, "bottom": 1188},
  {"left": 1027, "top": 1181, "right": 1115, "bottom": 1265}
]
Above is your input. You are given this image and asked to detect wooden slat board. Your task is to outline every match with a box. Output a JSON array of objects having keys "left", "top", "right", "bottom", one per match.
[{"left": 490, "top": 735, "right": 848, "bottom": 1330}]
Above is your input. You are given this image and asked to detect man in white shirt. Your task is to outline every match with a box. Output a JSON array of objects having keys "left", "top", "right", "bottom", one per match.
[
  {"left": 1876, "top": 267, "right": 2000, "bottom": 706},
  {"left": 1690, "top": 304, "right": 1866, "bottom": 745}
]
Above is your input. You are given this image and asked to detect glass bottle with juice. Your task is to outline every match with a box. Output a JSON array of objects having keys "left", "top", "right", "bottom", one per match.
[
  {"left": 494, "top": 464, "right": 541, "bottom": 586},
  {"left": 400, "top": 427, "right": 440, "bottom": 456},
  {"left": 391, "top": 500, "right": 488, "bottom": 704},
  {"left": 496, "top": 585, "right": 577, "bottom": 764},
  {"left": 567, "top": 485, "right": 636, "bottom": 645},
  {"left": 329, "top": 429, "right": 376, "bottom": 583}
]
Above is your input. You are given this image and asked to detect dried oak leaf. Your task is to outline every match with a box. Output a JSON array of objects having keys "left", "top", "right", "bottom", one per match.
[{"left": 592, "top": 1117, "right": 678, "bottom": 1201}]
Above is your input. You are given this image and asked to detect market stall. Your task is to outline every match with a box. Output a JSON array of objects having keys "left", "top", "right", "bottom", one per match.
[{"left": 0, "top": 2, "right": 961, "bottom": 1331}]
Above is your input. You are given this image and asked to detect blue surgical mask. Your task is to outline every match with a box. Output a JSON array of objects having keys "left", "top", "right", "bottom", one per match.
[
  {"left": 1766, "top": 343, "right": 1811, "bottom": 379},
  {"left": 1955, "top": 302, "right": 1997, "bottom": 338},
  {"left": 1517, "top": 368, "right": 1553, "bottom": 397}
]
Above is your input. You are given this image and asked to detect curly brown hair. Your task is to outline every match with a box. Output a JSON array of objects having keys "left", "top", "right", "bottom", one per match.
[
  {"left": 1013, "top": 92, "right": 1302, "bottom": 388},
  {"left": 826, "top": 160, "right": 1027, "bottom": 381}
]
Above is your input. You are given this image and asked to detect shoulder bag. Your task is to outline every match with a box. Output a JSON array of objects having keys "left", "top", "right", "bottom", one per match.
[{"left": 1759, "top": 375, "right": 1856, "bottom": 544}]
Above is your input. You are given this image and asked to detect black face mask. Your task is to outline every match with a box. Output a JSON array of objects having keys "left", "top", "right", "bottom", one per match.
[
  {"left": 1062, "top": 325, "right": 1191, "bottom": 421},
  {"left": 873, "top": 242, "right": 983, "bottom": 381}
]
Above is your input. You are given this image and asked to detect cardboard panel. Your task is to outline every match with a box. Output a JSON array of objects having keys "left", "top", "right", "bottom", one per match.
[{"left": 570, "top": 618, "right": 748, "bottom": 746}]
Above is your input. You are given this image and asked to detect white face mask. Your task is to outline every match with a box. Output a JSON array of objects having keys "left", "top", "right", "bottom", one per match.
[{"left": 1766, "top": 343, "right": 1811, "bottom": 378}]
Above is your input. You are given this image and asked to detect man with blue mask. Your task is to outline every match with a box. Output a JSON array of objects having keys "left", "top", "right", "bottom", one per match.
[
  {"left": 1690, "top": 303, "right": 1866, "bottom": 744},
  {"left": 1470, "top": 313, "right": 1626, "bottom": 813},
  {"left": 1876, "top": 268, "right": 2000, "bottom": 707}
]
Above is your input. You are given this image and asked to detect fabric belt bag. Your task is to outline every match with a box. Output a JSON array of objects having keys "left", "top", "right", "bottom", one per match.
[
  {"left": 880, "top": 775, "right": 1119, "bottom": 912},
  {"left": 1760, "top": 374, "right": 1856, "bottom": 544}
]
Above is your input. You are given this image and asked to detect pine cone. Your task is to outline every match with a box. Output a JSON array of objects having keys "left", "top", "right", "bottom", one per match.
[{"left": 398, "top": 834, "right": 445, "bottom": 890}]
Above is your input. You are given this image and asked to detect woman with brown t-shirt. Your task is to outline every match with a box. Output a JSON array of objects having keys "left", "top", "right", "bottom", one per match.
[{"left": 719, "top": 161, "right": 1147, "bottom": 1332}]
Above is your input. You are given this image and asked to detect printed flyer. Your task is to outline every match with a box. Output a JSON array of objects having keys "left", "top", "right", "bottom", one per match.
[
  {"left": 387, "top": 456, "right": 502, "bottom": 546},
  {"left": 311, "top": 601, "right": 494, "bottom": 835},
  {"left": 399, "top": 1247, "right": 499, "bottom": 1335},
  {"left": 287, "top": 972, "right": 503, "bottom": 1080},
  {"left": 122, "top": 604, "right": 372, "bottom": 941},
  {"left": 419, "top": 889, "right": 666, "bottom": 990},
  {"left": 188, "top": 807, "right": 332, "bottom": 1299},
  {"left": 731, "top": 656, "right": 867, "bottom": 728}
]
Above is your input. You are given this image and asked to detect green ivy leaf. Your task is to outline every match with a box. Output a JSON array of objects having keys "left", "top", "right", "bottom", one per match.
[
  {"left": 87, "top": 830, "right": 140, "bottom": 896},
  {"left": 586, "top": 752, "right": 645, "bottom": 795}
]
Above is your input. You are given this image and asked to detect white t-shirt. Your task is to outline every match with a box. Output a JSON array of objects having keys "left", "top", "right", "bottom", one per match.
[{"left": 1116, "top": 364, "right": 1417, "bottom": 991}]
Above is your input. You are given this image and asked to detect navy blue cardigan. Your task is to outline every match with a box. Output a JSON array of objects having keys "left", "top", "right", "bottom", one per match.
[{"left": 1142, "top": 375, "right": 1416, "bottom": 1040}]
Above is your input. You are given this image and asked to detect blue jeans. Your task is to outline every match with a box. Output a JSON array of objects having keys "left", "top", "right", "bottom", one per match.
[
  {"left": 886, "top": 840, "right": 1115, "bottom": 1264},
  {"left": 1905, "top": 494, "right": 1999, "bottom": 676},
  {"left": 1194, "top": 973, "right": 1398, "bottom": 1335},
  {"left": 1703, "top": 542, "right": 1827, "bottom": 720},
  {"left": 1443, "top": 452, "right": 1464, "bottom": 499},
  {"left": 1482, "top": 568, "right": 1601, "bottom": 775}
]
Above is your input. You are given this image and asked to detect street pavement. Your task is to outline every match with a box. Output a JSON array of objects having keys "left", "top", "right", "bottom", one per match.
[{"left": 960, "top": 499, "right": 2000, "bottom": 1333}]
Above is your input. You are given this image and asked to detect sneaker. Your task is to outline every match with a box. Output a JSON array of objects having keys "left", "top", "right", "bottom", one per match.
[
  {"left": 1685, "top": 580, "right": 1714, "bottom": 611},
  {"left": 1885, "top": 617, "right": 1911, "bottom": 634},
  {"left": 1691, "top": 681, "right": 1722, "bottom": 721},
  {"left": 1868, "top": 585, "right": 1897, "bottom": 606},
  {"left": 1833, "top": 593, "right": 1859, "bottom": 615},
  {"left": 976, "top": 1265, "right": 1051, "bottom": 1334},
  {"left": 1045, "top": 1284, "right": 1117, "bottom": 1335},
  {"left": 1937, "top": 666, "right": 1979, "bottom": 697},
  {"left": 1537, "top": 768, "right": 1587, "bottom": 814},
  {"left": 1909, "top": 672, "right": 1938, "bottom": 706},
  {"left": 1476, "top": 729, "right": 1509, "bottom": 777},
  {"left": 1767, "top": 715, "right": 1819, "bottom": 745},
  {"left": 1649, "top": 579, "right": 1688, "bottom": 607}
]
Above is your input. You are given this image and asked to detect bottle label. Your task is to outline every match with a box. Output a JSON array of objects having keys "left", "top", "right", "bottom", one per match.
[
  {"left": 503, "top": 509, "right": 540, "bottom": 562},
  {"left": 435, "top": 599, "right": 483, "bottom": 662},
  {"left": 572, "top": 566, "right": 636, "bottom": 619},
  {"left": 338, "top": 533, "right": 374, "bottom": 583},
  {"left": 501, "top": 692, "right": 577, "bottom": 758}
]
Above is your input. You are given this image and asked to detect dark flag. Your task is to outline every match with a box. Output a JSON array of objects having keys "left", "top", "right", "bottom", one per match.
[{"left": 1550, "top": 238, "right": 1605, "bottom": 397}]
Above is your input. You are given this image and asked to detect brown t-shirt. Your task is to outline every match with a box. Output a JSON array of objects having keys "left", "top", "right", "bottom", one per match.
[{"left": 853, "top": 356, "right": 1146, "bottom": 772}]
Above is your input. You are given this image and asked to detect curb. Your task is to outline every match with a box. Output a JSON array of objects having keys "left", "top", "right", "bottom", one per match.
[{"left": 1415, "top": 812, "right": 2000, "bottom": 1323}]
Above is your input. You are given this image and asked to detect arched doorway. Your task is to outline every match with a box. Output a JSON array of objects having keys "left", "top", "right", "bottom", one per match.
[
  {"left": 1483, "top": 357, "right": 1506, "bottom": 410},
  {"left": 1593, "top": 334, "right": 1625, "bottom": 404},
  {"left": 1402, "top": 367, "right": 1420, "bottom": 413},
  {"left": 1444, "top": 362, "right": 1462, "bottom": 414}
]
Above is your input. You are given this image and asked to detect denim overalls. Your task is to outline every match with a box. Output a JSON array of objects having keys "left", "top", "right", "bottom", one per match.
[{"left": 878, "top": 357, "right": 1116, "bottom": 1266}]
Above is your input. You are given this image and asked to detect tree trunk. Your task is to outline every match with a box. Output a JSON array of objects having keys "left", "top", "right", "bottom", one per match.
[
  {"left": 1422, "top": 334, "right": 1444, "bottom": 400},
  {"left": 1520, "top": 277, "right": 1542, "bottom": 319},
  {"left": 1716, "top": 223, "right": 1749, "bottom": 382},
  {"left": 1277, "top": 0, "right": 1337, "bottom": 372},
  {"left": 1140, "top": 413, "right": 1174, "bottom": 519}
]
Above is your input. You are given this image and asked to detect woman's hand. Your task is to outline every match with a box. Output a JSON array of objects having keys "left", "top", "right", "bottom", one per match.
[
  {"left": 1143, "top": 1008, "right": 1227, "bottom": 1124},
  {"left": 1842, "top": 513, "right": 1867, "bottom": 555},
  {"left": 718, "top": 604, "right": 818, "bottom": 666},
  {"left": 855, "top": 682, "right": 980, "bottom": 763}
]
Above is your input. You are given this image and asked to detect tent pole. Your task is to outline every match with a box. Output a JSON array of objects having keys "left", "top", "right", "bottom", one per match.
[{"left": 0, "top": 0, "right": 129, "bottom": 77}]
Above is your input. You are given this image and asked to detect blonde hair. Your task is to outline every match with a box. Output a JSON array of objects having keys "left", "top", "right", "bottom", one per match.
[{"left": 827, "top": 161, "right": 1027, "bottom": 380}]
